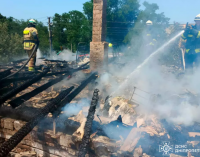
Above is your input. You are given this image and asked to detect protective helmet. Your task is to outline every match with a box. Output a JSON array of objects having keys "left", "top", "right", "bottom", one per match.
[
  {"left": 28, "top": 19, "right": 36, "bottom": 25},
  {"left": 109, "top": 43, "right": 113, "bottom": 47},
  {"left": 195, "top": 14, "right": 200, "bottom": 21},
  {"left": 146, "top": 20, "right": 153, "bottom": 25}
]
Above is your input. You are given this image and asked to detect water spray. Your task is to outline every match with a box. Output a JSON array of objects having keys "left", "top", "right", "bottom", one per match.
[{"left": 111, "top": 31, "right": 184, "bottom": 97}]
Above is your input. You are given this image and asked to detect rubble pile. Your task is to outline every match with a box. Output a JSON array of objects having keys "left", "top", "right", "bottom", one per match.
[
  {"left": 98, "top": 94, "right": 200, "bottom": 157},
  {"left": 78, "top": 57, "right": 90, "bottom": 66},
  {"left": 0, "top": 59, "right": 200, "bottom": 157}
]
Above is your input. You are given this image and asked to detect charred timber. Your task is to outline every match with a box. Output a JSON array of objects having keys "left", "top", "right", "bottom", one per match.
[
  {"left": 0, "top": 63, "right": 89, "bottom": 85},
  {"left": 0, "top": 86, "right": 14, "bottom": 95},
  {"left": 0, "top": 68, "right": 49, "bottom": 105},
  {"left": 0, "top": 76, "right": 34, "bottom": 84},
  {"left": 0, "top": 106, "right": 39, "bottom": 121},
  {"left": 43, "top": 59, "right": 68, "bottom": 63},
  {"left": 52, "top": 71, "right": 98, "bottom": 118},
  {"left": 0, "top": 72, "right": 97, "bottom": 156},
  {"left": 9, "top": 73, "right": 72, "bottom": 108},
  {"left": 78, "top": 89, "right": 99, "bottom": 157},
  {"left": 0, "top": 86, "right": 74, "bottom": 157},
  {"left": 0, "top": 68, "right": 12, "bottom": 79},
  {"left": 8, "top": 64, "right": 90, "bottom": 108}
]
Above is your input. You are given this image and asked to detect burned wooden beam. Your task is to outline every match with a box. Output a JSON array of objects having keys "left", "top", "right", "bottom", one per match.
[
  {"left": 0, "top": 68, "right": 12, "bottom": 79},
  {"left": 0, "top": 76, "right": 34, "bottom": 84},
  {"left": 52, "top": 71, "right": 98, "bottom": 117},
  {"left": 0, "top": 106, "right": 39, "bottom": 121},
  {"left": 0, "top": 68, "right": 49, "bottom": 105},
  {"left": 0, "top": 86, "right": 75, "bottom": 157},
  {"left": 78, "top": 89, "right": 99, "bottom": 157},
  {"left": 43, "top": 59, "right": 68, "bottom": 63},
  {"left": 9, "top": 74, "right": 71, "bottom": 108},
  {"left": 0, "top": 71, "right": 97, "bottom": 156}
]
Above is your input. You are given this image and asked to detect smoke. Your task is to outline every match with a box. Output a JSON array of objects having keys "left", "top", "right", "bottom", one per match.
[
  {"left": 49, "top": 49, "right": 76, "bottom": 61},
  {"left": 52, "top": 70, "right": 86, "bottom": 91},
  {"left": 36, "top": 49, "right": 43, "bottom": 65},
  {"left": 62, "top": 98, "right": 91, "bottom": 117},
  {"left": 133, "top": 62, "right": 200, "bottom": 125},
  {"left": 98, "top": 29, "right": 200, "bottom": 127},
  {"left": 36, "top": 48, "right": 42, "bottom": 58}
]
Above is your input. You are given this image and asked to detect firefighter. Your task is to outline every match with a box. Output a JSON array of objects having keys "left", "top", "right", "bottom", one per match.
[
  {"left": 140, "top": 20, "right": 157, "bottom": 60},
  {"left": 179, "top": 14, "right": 200, "bottom": 71},
  {"left": 109, "top": 43, "right": 114, "bottom": 57},
  {"left": 23, "top": 19, "right": 39, "bottom": 71},
  {"left": 145, "top": 20, "right": 157, "bottom": 51}
]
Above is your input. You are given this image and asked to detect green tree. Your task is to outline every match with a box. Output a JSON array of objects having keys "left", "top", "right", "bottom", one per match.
[
  {"left": 83, "top": 0, "right": 93, "bottom": 20},
  {"left": 36, "top": 21, "right": 49, "bottom": 54},
  {"left": 52, "top": 11, "right": 91, "bottom": 52},
  {"left": 83, "top": 0, "right": 140, "bottom": 47},
  {"left": 0, "top": 22, "right": 23, "bottom": 62},
  {"left": 0, "top": 14, "right": 49, "bottom": 56},
  {"left": 124, "top": 1, "right": 170, "bottom": 55}
]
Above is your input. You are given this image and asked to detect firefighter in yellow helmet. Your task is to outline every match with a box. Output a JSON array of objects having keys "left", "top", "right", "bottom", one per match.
[
  {"left": 146, "top": 20, "right": 157, "bottom": 47},
  {"left": 23, "top": 19, "right": 39, "bottom": 71},
  {"left": 179, "top": 14, "right": 200, "bottom": 71},
  {"left": 142, "top": 20, "right": 157, "bottom": 57}
]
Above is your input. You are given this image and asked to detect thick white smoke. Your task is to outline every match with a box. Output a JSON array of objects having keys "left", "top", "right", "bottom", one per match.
[
  {"left": 98, "top": 30, "right": 200, "bottom": 127},
  {"left": 49, "top": 49, "right": 76, "bottom": 61},
  {"left": 62, "top": 98, "right": 91, "bottom": 117}
]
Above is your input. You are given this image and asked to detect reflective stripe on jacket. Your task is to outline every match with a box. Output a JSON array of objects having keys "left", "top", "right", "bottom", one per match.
[
  {"left": 181, "top": 25, "right": 200, "bottom": 53},
  {"left": 23, "top": 27, "right": 38, "bottom": 50},
  {"left": 185, "top": 48, "right": 200, "bottom": 53},
  {"left": 147, "top": 34, "right": 157, "bottom": 46}
]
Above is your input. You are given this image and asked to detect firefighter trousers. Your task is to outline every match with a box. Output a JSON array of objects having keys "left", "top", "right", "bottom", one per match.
[
  {"left": 26, "top": 48, "right": 37, "bottom": 68},
  {"left": 184, "top": 52, "right": 200, "bottom": 69}
]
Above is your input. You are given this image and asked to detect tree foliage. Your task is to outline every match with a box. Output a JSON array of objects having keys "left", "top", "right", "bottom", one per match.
[
  {"left": 52, "top": 11, "right": 91, "bottom": 52},
  {"left": 0, "top": 13, "right": 49, "bottom": 61},
  {"left": 83, "top": 0, "right": 140, "bottom": 49},
  {"left": 0, "top": 0, "right": 175, "bottom": 63},
  {"left": 0, "top": 22, "right": 23, "bottom": 62},
  {"left": 124, "top": 1, "right": 170, "bottom": 55}
]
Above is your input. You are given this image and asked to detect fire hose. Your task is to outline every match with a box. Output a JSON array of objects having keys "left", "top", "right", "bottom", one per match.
[
  {"left": 0, "top": 44, "right": 38, "bottom": 81},
  {"left": 78, "top": 89, "right": 99, "bottom": 157}
]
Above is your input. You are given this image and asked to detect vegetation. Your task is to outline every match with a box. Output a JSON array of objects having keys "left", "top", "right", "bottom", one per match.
[
  {"left": 0, "top": 1, "right": 181, "bottom": 64},
  {"left": 52, "top": 11, "right": 91, "bottom": 52},
  {"left": 0, "top": 22, "right": 23, "bottom": 62},
  {"left": 0, "top": 13, "right": 49, "bottom": 62}
]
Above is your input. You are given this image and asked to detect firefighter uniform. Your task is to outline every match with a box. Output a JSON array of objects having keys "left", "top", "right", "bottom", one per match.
[
  {"left": 146, "top": 33, "right": 157, "bottom": 50},
  {"left": 179, "top": 14, "right": 200, "bottom": 70},
  {"left": 23, "top": 19, "right": 39, "bottom": 71},
  {"left": 144, "top": 20, "right": 157, "bottom": 56}
]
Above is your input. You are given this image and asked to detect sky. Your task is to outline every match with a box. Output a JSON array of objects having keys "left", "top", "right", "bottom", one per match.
[{"left": 0, "top": 0, "right": 199, "bottom": 24}]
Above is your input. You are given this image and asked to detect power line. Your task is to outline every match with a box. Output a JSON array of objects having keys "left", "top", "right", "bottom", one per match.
[
  {"left": 50, "top": 17, "right": 135, "bottom": 24},
  {"left": 133, "top": 93, "right": 149, "bottom": 100},
  {"left": 134, "top": 86, "right": 151, "bottom": 94},
  {"left": 35, "top": 16, "right": 47, "bottom": 20}
]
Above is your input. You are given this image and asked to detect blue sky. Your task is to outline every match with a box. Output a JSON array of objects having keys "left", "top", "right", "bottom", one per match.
[{"left": 0, "top": 0, "right": 199, "bottom": 24}]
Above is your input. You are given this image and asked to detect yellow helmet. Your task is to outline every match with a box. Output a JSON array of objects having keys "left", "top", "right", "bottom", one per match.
[
  {"left": 28, "top": 19, "right": 36, "bottom": 25},
  {"left": 146, "top": 20, "right": 153, "bottom": 25},
  {"left": 109, "top": 43, "right": 113, "bottom": 47},
  {"left": 194, "top": 14, "right": 200, "bottom": 21}
]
